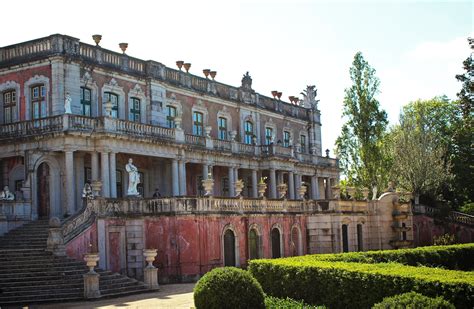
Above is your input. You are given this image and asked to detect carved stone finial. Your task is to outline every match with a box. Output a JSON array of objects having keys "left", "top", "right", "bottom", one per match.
[
  {"left": 241, "top": 71, "right": 252, "bottom": 90},
  {"left": 301, "top": 85, "right": 320, "bottom": 109}
]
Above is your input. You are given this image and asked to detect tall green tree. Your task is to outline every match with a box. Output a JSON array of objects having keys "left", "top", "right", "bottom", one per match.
[
  {"left": 389, "top": 98, "right": 453, "bottom": 204},
  {"left": 336, "top": 52, "right": 389, "bottom": 192}
]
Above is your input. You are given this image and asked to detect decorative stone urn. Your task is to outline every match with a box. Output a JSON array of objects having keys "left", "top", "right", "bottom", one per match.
[
  {"left": 229, "top": 130, "right": 237, "bottom": 141},
  {"left": 205, "top": 126, "right": 212, "bottom": 138},
  {"left": 347, "top": 187, "right": 356, "bottom": 200},
  {"left": 235, "top": 179, "right": 244, "bottom": 197},
  {"left": 258, "top": 178, "right": 267, "bottom": 198},
  {"left": 331, "top": 185, "right": 341, "bottom": 199},
  {"left": 174, "top": 116, "right": 182, "bottom": 129},
  {"left": 201, "top": 176, "right": 214, "bottom": 196},
  {"left": 297, "top": 185, "right": 307, "bottom": 200},
  {"left": 84, "top": 253, "right": 100, "bottom": 274},
  {"left": 143, "top": 249, "right": 158, "bottom": 269},
  {"left": 90, "top": 180, "right": 102, "bottom": 197},
  {"left": 92, "top": 34, "right": 102, "bottom": 46},
  {"left": 104, "top": 100, "right": 113, "bottom": 117},
  {"left": 362, "top": 188, "right": 370, "bottom": 200},
  {"left": 277, "top": 183, "right": 288, "bottom": 199},
  {"left": 119, "top": 42, "right": 128, "bottom": 54}
]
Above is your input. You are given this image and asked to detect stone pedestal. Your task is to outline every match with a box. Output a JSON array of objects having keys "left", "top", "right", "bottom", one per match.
[
  {"left": 46, "top": 217, "right": 66, "bottom": 256},
  {"left": 83, "top": 272, "right": 101, "bottom": 298},
  {"left": 144, "top": 267, "right": 160, "bottom": 290}
]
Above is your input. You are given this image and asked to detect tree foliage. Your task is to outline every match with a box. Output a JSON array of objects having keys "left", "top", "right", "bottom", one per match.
[
  {"left": 389, "top": 98, "right": 453, "bottom": 202},
  {"left": 336, "top": 52, "right": 389, "bottom": 190}
]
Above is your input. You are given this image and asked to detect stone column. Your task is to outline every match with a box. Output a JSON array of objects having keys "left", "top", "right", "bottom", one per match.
[
  {"left": 100, "top": 152, "right": 110, "bottom": 197},
  {"left": 277, "top": 171, "right": 284, "bottom": 184},
  {"left": 202, "top": 164, "right": 209, "bottom": 179},
  {"left": 234, "top": 167, "right": 239, "bottom": 182},
  {"left": 311, "top": 175, "right": 319, "bottom": 200},
  {"left": 171, "top": 159, "right": 179, "bottom": 196},
  {"left": 109, "top": 152, "right": 117, "bottom": 198},
  {"left": 178, "top": 160, "right": 186, "bottom": 196},
  {"left": 65, "top": 150, "right": 75, "bottom": 215},
  {"left": 74, "top": 153, "right": 85, "bottom": 210},
  {"left": 228, "top": 166, "right": 235, "bottom": 197},
  {"left": 91, "top": 152, "right": 99, "bottom": 181},
  {"left": 251, "top": 169, "right": 258, "bottom": 198},
  {"left": 288, "top": 171, "right": 295, "bottom": 200},
  {"left": 269, "top": 169, "right": 277, "bottom": 199},
  {"left": 325, "top": 178, "right": 331, "bottom": 200},
  {"left": 2, "top": 160, "right": 8, "bottom": 189}
]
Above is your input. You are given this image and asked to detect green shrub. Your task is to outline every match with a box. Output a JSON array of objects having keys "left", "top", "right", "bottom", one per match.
[
  {"left": 265, "top": 296, "right": 326, "bottom": 309},
  {"left": 249, "top": 258, "right": 474, "bottom": 309},
  {"left": 372, "top": 291, "right": 455, "bottom": 309},
  {"left": 433, "top": 234, "right": 457, "bottom": 246},
  {"left": 194, "top": 267, "right": 265, "bottom": 309},
  {"left": 311, "top": 243, "right": 474, "bottom": 270}
]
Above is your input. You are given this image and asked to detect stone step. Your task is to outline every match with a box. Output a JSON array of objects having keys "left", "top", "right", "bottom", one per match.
[{"left": 0, "top": 273, "right": 122, "bottom": 287}]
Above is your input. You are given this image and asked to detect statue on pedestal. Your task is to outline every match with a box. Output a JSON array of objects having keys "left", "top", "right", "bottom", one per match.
[
  {"left": 65, "top": 92, "right": 72, "bottom": 114},
  {"left": 0, "top": 186, "right": 15, "bottom": 200},
  {"left": 126, "top": 158, "right": 140, "bottom": 196}
]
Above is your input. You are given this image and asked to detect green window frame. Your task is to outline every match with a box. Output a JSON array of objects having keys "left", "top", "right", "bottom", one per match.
[
  {"left": 265, "top": 127, "right": 273, "bottom": 145},
  {"left": 218, "top": 117, "right": 227, "bottom": 140},
  {"left": 104, "top": 92, "right": 119, "bottom": 118},
  {"left": 193, "top": 111, "right": 203, "bottom": 136},
  {"left": 300, "top": 135, "right": 306, "bottom": 153},
  {"left": 166, "top": 105, "right": 176, "bottom": 128},
  {"left": 283, "top": 131, "right": 290, "bottom": 148},
  {"left": 80, "top": 87, "right": 91, "bottom": 117},
  {"left": 244, "top": 121, "right": 253, "bottom": 145},
  {"left": 129, "top": 97, "right": 141, "bottom": 122}
]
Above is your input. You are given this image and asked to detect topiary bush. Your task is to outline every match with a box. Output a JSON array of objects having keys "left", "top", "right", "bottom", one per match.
[
  {"left": 372, "top": 291, "right": 455, "bottom": 309},
  {"left": 194, "top": 267, "right": 265, "bottom": 309}
]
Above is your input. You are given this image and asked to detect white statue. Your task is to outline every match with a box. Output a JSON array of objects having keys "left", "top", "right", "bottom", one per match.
[
  {"left": 372, "top": 185, "right": 378, "bottom": 200},
  {"left": 82, "top": 183, "right": 94, "bottom": 199},
  {"left": 126, "top": 158, "right": 140, "bottom": 196},
  {"left": 65, "top": 92, "right": 72, "bottom": 114},
  {"left": 0, "top": 186, "right": 15, "bottom": 201},
  {"left": 300, "top": 85, "right": 320, "bottom": 109}
]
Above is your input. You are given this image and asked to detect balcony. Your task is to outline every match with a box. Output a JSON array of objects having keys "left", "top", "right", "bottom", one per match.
[{"left": 0, "top": 115, "right": 338, "bottom": 167}]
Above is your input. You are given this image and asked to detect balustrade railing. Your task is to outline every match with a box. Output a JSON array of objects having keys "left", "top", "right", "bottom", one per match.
[
  {"left": 238, "top": 143, "right": 255, "bottom": 154},
  {"left": 413, "top": 205, "right": 474, "bottom": 226},
  {"left": 185, "top": 134, "right": 206, "bottom": 146},
  {"left": 338, "top": 200, "right": 369, "bottom": 212},
  {"left": 213, "top": 139, "right": 232, "bottom": 151},
  {"left": 116, "top": 119, "right": 175, "bottom": 140},
  {"left": 165, "top": 69, "right": 181, "bottom": 84},
  {"left": 68, "top": 115, "right": 97, "bottom": 131},
  {"left": 0, "top": 115, "right": 63, "bottom": 138},
  {"left": 0, "top": 201, "right": 32, "bottom": 220},
  {"left": 0, "top": 38, "right": 52, "bottom": 62}
]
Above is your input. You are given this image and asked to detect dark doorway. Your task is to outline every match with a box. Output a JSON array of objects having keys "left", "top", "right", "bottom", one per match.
[
  {"left": 357, "top": 224, "right": 363, "bottom": 251},
  {"left": 37, "top": 162, "right": 50, "bottom": 218},
  {"left": 249, "top": 229, "right": 259, "bottom": 260},
  {"left": 224, "top": 229, "right": 236, "bottom": 266},
  {"left": 271, "top": 228, "right": 281, "bottom": 258},
  {"left": 342, "top": 224, "right": 349, "bottom": 252}
]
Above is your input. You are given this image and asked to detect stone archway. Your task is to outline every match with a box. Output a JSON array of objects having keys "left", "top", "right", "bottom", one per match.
[
  {"left": 271, "top": 228, "right": 281, "bottom": 258},
  {"left": 223, "top": 229, "right": 236, "bottom": 266},
  {"left": 33, "top": 155, "right": 62, "bottom": 219}
]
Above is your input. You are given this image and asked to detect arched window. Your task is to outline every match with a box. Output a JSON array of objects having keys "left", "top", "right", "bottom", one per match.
[
  {"left": 248, "top": 228, "right": 259, "bottom": 260},
  {"left": 291, "top": 226, "right": 302, "bottom": 256},
  {"left": 271, "top": 228, "right": 281, "bottom": 258},
  {"left": 218, "top": 117, "right": 228, "bottom": 140},
  {"left": 166, "top": 105, "right": 177, "bottom": 128},
  {"left": 342, "top": 224, "right": 349, "bottom": 252},
  {"left": 244, "top": 121, "right": 253, "bottom": 145},
  {"left": 357, "top": 224, "right": 363, "bottom": 251},
  {"left": 193, "top": 111, "right": 203, "bottom": 136},
  {"left": 80, "top": 87, "right": 92, "bottom": 117},
  {"left": 224, "top": 229, "right": 236, "bottom": 266}
]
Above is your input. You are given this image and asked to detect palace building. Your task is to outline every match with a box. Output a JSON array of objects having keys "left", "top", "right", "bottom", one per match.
[{"left": 0, "top": 34, "right": 413, "bottom": 287}]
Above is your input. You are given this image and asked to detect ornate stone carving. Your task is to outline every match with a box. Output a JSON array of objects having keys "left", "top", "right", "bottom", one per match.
[
  {"left": 241, "top": 71, "right": 253, "bottom": 90},
  {"left": 126, "top": 158, "right": 140, "bottom": 196},
  {"left": 0, "top": 186, "right": 14, "bottom": 201},
  {"left": 301, "top": 85, "right": 320, "bottom": 109}
]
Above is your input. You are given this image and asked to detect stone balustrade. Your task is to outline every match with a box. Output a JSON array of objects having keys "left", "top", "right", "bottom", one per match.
[
  {"left": 0, "top": 201, "right": 32, "bottom": 220},
  {"left": 413, "top": 204, "right": 474, "bottom": 226},
  {"left": 184, "top": 134, "right": 206, "bottom": 147},
  {"left": 337, "top": 200, "right": 369, "bottom": 213}
]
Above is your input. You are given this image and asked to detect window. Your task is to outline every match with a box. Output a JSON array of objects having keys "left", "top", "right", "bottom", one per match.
[
  {"left": 402, "top": 223, "right": 407, "bottom": 241},
  {"left": 84, "top": 167, "right": 92, "bottom": 184},
  {"left": 166, "top": 105, "right": 176, "bottom": 128},
  {"left": 129, "top": 97, "right": 141, "bottom": 122},
  {"left": 357, "top": 224, "right": 363, "bottom": 251},
  {"left": 271, "top": 228, "right": 281, "bottom": 258},
  {"left": 197, "top": 175, "right": 204, "bottom": 196},
  {"left": 222, "top": 177, "right": 229, "bottom": 196},
  {"left": 3, "top": 90, "right": 16, "bottom": 123},
  {"left": 80, "top": 87, "right": 92, "bottom": 117},
  {"left": 223, "top": 229, "right": 236, "bottom": 266},
  {"left": 244, "top": 121, "right": 253, "bottom": 145},
  {"left": 265, "top": 127, "right": 273, "bottom": 145},
  {"left": 283, "top": 131, "right": 291, "bottom": 148},
  {"left": 249, "top": 229, "right": 259, "bottom": 260},
  {"left": 342, "top": 224, "right": 349, "bottom": 252},
  {"left": 300, "top": 135, "right": 306, "bottom": 153},
  {"left": 31, "top": 85, "right": 47, "bottom": 119},
  {"left": 137, "top": 172, "right": 144, "bottom": 196},
  {"left": 218, "top": 117, "right": 227, "bottom": 140},
  {"left": 104, "top": 92, "right": 118, "bottom": 118},
  {"left": 193, "top": 111, "right": 203, "bottom": 136}
]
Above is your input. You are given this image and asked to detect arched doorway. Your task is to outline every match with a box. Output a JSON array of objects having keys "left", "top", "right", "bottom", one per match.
[
  {"left": 248, "top": 228, "right": 259, "bottom": 260},
  {"left": 342, "top": 224, "right": 349, "bottom": 252},
  {"left": 224, "top": 229, "right": 236, "bottom": 266},
  {"left": 37, "top": 162, "right": 50, "bottom": 218},
  {"left": 291, "top": 226, "right": 301, "bottom": 256},
  {"left": 271, "top": 228, "right": 281, "bottom": 258}
]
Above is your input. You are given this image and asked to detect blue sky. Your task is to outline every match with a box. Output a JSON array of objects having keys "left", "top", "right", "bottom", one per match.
[{"left": 1, "top": 0, "right": 472, "bottom": 155}]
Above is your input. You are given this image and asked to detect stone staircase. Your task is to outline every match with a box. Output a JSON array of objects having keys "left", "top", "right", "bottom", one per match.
[{"left": 0, "top": 220, "right": 149, "bottom": 306}]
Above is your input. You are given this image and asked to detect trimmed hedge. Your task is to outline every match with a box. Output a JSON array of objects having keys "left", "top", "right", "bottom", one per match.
[
  {"left": 249, "top": 258, "right": 474, "bottom": 309},
  {"left": 194, "top": 267, "right": 265, "bottom": 309},
  {"left": 312, "top": 243, "right": 474, "bottom": 270},
  {"left": 372, "top": 292, "right": 455, "bottom": 309},
  {"left": 265, "top": 296, "right": 325, "bottom": 309}
]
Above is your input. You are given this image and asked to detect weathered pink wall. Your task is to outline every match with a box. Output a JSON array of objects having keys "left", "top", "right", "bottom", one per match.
[
  {"left": 413, "top": 214, "right": 474, "bottom": 246},
  {"left": 65, "top": 222, "right": 98, "bottom": 260}
]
